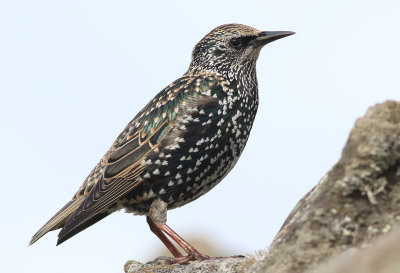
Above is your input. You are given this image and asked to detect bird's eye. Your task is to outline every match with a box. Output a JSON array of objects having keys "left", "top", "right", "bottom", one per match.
[{"left": 229, "top": 38, "right": 241, "bottom": 49}]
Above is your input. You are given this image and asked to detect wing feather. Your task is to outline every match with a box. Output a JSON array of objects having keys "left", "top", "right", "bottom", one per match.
[
  {"left": 29, "top": 197, "right": 85, "bottom": 245},
  {"left": 57, "top": 100, "right": 178, "bottom": 243}
]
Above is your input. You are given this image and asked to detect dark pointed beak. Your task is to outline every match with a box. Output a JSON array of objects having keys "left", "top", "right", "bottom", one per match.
[{"left": 251, "top": 31, "right": 295, "bottom": 47}]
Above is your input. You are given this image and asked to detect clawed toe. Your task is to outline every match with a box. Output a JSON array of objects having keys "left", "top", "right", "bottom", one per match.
[
  {"left": 166, "top": 253, "right": 209, "bottom": 264},
  {"left": 165, "top": 252, "right": 245, "bottom": 264}
]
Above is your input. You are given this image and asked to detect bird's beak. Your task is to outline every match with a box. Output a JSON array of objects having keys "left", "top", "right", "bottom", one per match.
[{"left": 251, "top": 31, "right": 295, "bottom": 47}]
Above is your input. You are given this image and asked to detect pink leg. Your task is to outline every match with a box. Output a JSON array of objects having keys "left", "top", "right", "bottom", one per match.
[
  {"left": 147, "top": 217, "right": 210, "bottom": 264},
  {"left": 147, "top": 198, "right": 230, "bottom": 264},
  {"left": 147, "top": 217, "right": 183, "bottom": 258}
]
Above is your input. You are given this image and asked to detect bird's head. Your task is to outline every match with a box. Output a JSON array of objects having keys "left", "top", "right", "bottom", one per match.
[{"left": 188, "top": 24, "right": 294, "bottom": 81}]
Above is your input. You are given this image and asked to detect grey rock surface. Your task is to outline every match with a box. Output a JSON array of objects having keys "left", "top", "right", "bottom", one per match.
[
  {"left": 248, "top": 100, "right": 400, "bottom": 273},
  {"left": 125, "top": 256, "right": 254, "bottom": 273},
  {"left": 307, "top": 226, "right": 400, "bottom": 273}
]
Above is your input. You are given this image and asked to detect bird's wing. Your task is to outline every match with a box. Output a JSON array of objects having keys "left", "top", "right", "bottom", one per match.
[
  {"left": 56, "top": 72, "right": 225, "bottom": 244},
  {"left": 57, "top": 122, "right": 171, "bottom": 244}
]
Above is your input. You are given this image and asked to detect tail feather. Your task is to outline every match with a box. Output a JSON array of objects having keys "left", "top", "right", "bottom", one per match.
[
  {"left": 29, "top": 198, "right": 85, "bottom": 245},
  {"left": 56, "top": 211, "right": 110, "bottom": 245}
]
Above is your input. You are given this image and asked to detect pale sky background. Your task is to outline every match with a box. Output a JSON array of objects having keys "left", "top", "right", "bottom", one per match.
[{"left": 1, "top": 0, "right": 399, "bottom": 272}]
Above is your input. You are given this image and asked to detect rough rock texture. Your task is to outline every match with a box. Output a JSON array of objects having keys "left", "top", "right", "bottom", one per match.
[
  {"left": 124, "top": 256, "right": 254, "bottom": 273},
  {"left": 125, "top": 100, "right": 400, "bottom": 273},
  {"left": 248, "top": 100, "right": 400, "bottom": 273},
  {"left": 308, "top": 227, "right": 400, "bottom": 273}
]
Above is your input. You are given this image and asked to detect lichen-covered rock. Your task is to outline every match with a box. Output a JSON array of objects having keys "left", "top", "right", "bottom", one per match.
[
  {"left": 307, "top": 226, "right": 400, "bottom": 273},
  {"left": 247, "top": 100, "right": 400, "bottom": 273}
]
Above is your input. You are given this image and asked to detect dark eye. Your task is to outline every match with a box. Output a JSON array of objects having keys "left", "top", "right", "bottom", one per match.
[{"left": 229, "top": 38, "right": 241, "bottom": 49}]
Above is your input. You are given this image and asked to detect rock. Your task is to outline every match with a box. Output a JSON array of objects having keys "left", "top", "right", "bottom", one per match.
[
  {"left": 248, "top": 100, "right": 400, "bottom": 273},
  {"left": 308, "top": 226, "right": 400, "bottom": 273},
  {"left": 124, "top": 256, "right": 254, "bottom": 273}
]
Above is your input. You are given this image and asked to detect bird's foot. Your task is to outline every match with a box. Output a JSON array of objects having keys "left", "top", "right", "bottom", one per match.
[
  {"left": 166, "top": 252, "right": 245, "bottom": 264},
  {"left": 165, "top": 250, "right": 210, "bottom": 264}
]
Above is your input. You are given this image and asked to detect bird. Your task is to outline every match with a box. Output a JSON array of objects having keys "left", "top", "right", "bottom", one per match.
[{"left": 30, "top": 23, "right": 294, "bottom": 263}]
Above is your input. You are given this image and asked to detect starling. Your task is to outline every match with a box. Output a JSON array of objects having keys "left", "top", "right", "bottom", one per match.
[{"left": 30, "top": 24, "right": 294, "bottom": 263}]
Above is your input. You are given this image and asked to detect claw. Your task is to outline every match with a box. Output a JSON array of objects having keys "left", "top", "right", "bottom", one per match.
[{"left": 166, "top": 252, "right": 209, "bottom": 264}]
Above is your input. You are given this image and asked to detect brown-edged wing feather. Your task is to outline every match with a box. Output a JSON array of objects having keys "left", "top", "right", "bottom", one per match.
[
  {"left": 56, "top": 116, "right": 174, "bottom": 244},
  {"left": 29, "top": 197, "right": 85, "bottom": 245}
]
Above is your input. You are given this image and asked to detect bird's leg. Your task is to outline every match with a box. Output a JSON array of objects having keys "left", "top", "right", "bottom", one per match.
[
  {"left": 155, "top": 221, "right": 210, "bottom": 261},
  {"left": 146, "top": 216, "right": 183, "bottom": 258},
  {"left": 147, "top": 198, "right": 210, "bottom": 263}
]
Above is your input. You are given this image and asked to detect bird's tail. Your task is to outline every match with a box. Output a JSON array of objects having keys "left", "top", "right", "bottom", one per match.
[{"left": 29, "top": 198, "right": 85, "bottom": 245}]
